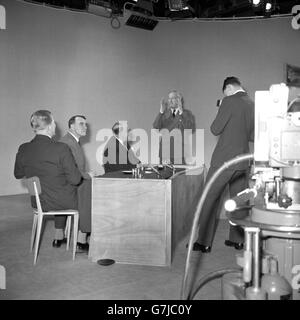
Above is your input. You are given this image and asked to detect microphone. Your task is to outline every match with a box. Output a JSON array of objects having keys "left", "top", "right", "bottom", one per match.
[
  {"left": 165, "top": 163, "right": 176, "bottom": 175},
  {"left": 150, "top": 165, "right": 163, "bottom": 177}
]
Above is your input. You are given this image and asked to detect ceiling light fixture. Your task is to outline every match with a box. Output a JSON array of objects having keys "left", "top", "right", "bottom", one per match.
[
  {"left": 167, "top": 0, "right": 189, "bottom": 11},
  {"left": 250, "top": 0, "right": 274, "bottom": 17},
  {"left": 252, "top": 0, "right": 261, "bottom": 6},
  {"left": 263, "top": 0, "right": 274, "bottom": 17},
  {"left": 265, "top": 1, "right": 272, "bottom": 12},
  {"left": 87, "top": 0, "right": 112, "bottom": 18},
  {"left": 123, "top": 1, "right": 158, "bottom": 31}
]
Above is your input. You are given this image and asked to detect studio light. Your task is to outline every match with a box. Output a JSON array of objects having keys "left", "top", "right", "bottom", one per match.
[
  {"left": 263, "top": 0, "right": 274, "bottom": 17},
  {"left": 265, "top": 1, "right": 272, "bottom": 12},
  {"left": 250, "top": 0, "right": 274, "bottom": 17},
  {"left": 167, "top": 0, "right": 189, "bottom": 11},
  {"left": 123, "top": 1, "right": 158, "bottom": 31},
  {"left": 87, "top": 0, "right": 112, "bottom": 18},
  {"left": 252, "top": 0, "right": 261, "bottom": 6}
]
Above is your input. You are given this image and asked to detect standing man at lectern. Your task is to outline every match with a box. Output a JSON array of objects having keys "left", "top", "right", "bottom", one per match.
[
  {"left": 193, "top": 76, "right": 254, "bottom": 253},
  {"left": 153, "top": 90, "right": 196, "bottom": 165}
]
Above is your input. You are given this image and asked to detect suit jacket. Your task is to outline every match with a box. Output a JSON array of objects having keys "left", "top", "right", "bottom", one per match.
[
  {"left": 60, "top": 132, "right": 90, "bottom": 180},
  {"left": 60, "top": 132, "right": 92, "bottom": 232},
  {"left": 14, "top": 134, "right": 82, "bottom": 211},
  {"left": 210, "top": 91, "right": 254, "bottom": 170},
  {"left": 153, "top": 108, "right": 196, "bottom": 165},
  {"left": 103, "top": 135, "right": 140, "bottom": 173}
]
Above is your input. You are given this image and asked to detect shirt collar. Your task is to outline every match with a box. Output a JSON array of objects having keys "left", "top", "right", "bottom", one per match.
[
  {"left": 36, "top": 133, "right": 52, "bottom": 139},
  {"left": 171, "top": 108, "right": 183, "bottom": 116},
  {"left": 115, "top": 136, "right": 128, "bottom": 150},
  {"left": 68, "top": 131, "right": 79, "bottom": 143},
  {"left": 232, "top": 89, "right": 245, "bottom": 95}
]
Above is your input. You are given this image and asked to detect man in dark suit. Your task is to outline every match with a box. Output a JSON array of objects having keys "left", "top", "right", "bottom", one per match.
[
  {"left": 14, "top": 110, "right": 82, "bottom": 246},
  {"left": 103, "top": 121, "right": 140, "bottom": 173},
  {"left": 153, "top": 90, "right": 196, "bottom": 165},
  {"left": 60, "top": 115, "right": 92, "bottom": 252},
  {"left": 193, "top": 77, "right": 254, "bottom": 253}
]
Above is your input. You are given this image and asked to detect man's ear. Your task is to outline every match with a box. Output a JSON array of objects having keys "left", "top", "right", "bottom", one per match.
[{"left": 46, "top": 123, "right": 53, "bottom": 135}]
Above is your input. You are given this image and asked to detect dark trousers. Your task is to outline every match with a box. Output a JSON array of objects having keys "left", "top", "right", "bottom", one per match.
[
  {"left": 77, "top": 179, "right": 91, "bottom": 233},
  {"left": 196, "top": 166, "right": 249, "bottom": 247},
  {"left": 54, "top": 179, "right": 91, "bottom": 233}
]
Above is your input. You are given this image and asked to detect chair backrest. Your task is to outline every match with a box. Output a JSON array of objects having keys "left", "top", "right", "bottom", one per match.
[{"left": 24, "top": 176, "right": 43, "bottom": 214}]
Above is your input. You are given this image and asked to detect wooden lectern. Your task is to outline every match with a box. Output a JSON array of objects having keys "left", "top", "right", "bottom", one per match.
[{"left": 89, "top": 166, "right": 205, "bottom": 266}]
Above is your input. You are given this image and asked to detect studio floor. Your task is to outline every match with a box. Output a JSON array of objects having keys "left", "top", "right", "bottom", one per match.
[{"left": 0, "top": 194, "right": 238, "bottom": 300}]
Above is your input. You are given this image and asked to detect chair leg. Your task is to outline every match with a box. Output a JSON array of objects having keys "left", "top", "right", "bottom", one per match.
[
  {"left": 66, "top": 216, "right": 71, "bottom": 251},
  {"left": 64, "top": 220, "right": 68, "bottom": 239},
  {"left": 72, "top": 214, "right": 79, "bottom": 260},
  {"left": 30, "top": 214, "right": 38, "bottom": 252},
  {"left": 33, "top": 217, "right": 43, "bottom": 265}
]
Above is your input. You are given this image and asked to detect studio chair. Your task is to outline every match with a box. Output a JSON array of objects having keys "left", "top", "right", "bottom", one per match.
[{"left": 25, "top": 176, "right": 79, "bottom": 265}]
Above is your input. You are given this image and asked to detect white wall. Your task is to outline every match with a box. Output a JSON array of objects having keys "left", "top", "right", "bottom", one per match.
[{"left": 1, "top": 0, "right": 300, "bottom": 195}]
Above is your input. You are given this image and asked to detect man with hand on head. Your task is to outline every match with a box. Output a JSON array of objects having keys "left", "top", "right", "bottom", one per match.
[
  {"left": 60, "top": 115, "right": 92, "bottom": 253},
  {"left": 14, "top": 110, "right": 82, "bottom": 247}
]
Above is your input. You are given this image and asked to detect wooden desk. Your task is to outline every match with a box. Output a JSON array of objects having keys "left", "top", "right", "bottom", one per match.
[{"left": 89, "top": 166, "right": 205, "bottom": 266}]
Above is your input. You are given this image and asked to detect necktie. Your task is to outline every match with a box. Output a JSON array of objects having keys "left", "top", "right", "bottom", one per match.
[{"left": 172, "top": 110, "right": 176, "bottom": 117}]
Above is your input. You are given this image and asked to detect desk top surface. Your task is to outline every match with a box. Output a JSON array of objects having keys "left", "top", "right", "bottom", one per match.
[{"left": 95, "top": 167, "right": 185, "bottom": 180}]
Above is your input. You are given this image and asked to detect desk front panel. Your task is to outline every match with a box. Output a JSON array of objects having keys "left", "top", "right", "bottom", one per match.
[{"left": 90, "top": 178, "right": 172, "bottom": 266}]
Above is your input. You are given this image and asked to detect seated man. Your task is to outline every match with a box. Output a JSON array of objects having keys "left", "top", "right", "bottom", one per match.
[
  {"left": 14, "top": 110, "right": 82, "bottom": 247},
  {"left": 103, "top": 121, "right": 140, "bottom": 173},
  {"left": 60, "top": 115, "right": 93, "bottom": 252}
]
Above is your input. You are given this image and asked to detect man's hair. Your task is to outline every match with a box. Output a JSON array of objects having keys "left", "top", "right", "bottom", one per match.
[
  {"left": 68, "top": 115, "right": 86, "bottom": 128},
  {"left": 30, "top": 110, "right": 53, "bottom": 132},
  {"left": 168, "top": 90, "right": 184, "bottom": 108},
  {"left": 222, "top": 76, "right": 241, "bottom": 92},
  {"left": 112, "top": 121, "right": 120, "bottom": 135}
]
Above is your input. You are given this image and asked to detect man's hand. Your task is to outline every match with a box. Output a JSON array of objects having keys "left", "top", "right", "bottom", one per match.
[
  {"left": 87, "top": 171, "right": 95, "bottom": 178},
  {"left": 177, "top": 98, "right": 183, "bottom": 114},
  {"left": 160, "top": 98, "right": 168, "bottom": 113},
  {"left": 162, "top": 159, "right": 171, "bottom": 165}
]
